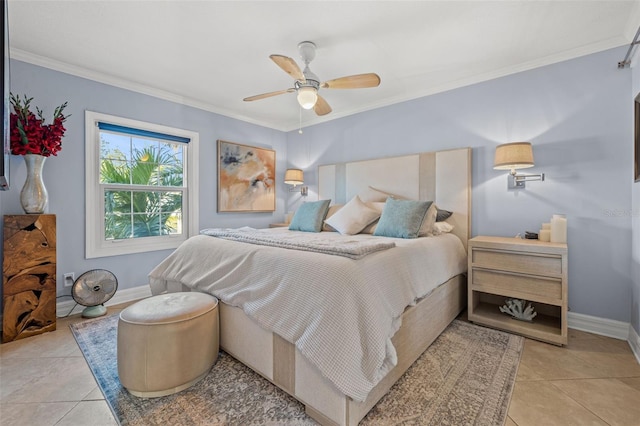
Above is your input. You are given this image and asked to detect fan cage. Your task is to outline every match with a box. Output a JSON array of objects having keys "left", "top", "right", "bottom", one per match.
[{"left": 71, "top": 269, "right": 118, "bottom": 307}]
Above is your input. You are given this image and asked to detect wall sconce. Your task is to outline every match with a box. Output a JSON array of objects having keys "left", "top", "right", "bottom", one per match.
[
  {"left": 284, "top": 168, "right": 308, "bottom": 196},
  {"left": 493, "top": 142, "right": 545, "bottom": 189}
]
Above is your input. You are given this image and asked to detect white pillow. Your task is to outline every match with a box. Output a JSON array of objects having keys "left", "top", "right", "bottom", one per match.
[
  {"left": 432, "top": 221, "right": 454, "bottom": 235},
  {"left": 367, "top": 201, "right": 386, "bottom": 213},
  {"left": 359, "top": 201, "right": 386, "bottom": 234},
  {"left": 324, "top": 196, "right": 381, "bottom": 235},
  {"left": 358, "top": 186, "right": 387, "bottom": 203},
  {"left": 418, "top": 203, "right": 438, "bottom": 236},
  {"left": 358, "top": 186, "right": 406, "bottom": 203},
  {"left": 322, "top": 204, "right": 344, "bottom": 231}
]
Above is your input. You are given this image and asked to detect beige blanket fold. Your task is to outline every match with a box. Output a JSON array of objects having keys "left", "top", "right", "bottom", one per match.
[{"left": 200, "top": 227, "right": 396, "bottom": 259}]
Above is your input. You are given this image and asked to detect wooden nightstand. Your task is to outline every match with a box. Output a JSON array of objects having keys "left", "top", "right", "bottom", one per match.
[
  {"left": 467, "top": 236, "right": 568, "bottom": 346},
  {"left": 269, "top": 223, "right": 289, "bottom": 228}
]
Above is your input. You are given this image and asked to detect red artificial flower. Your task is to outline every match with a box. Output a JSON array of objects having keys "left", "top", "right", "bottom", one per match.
[{"left": 10, "top": 94, "right": 69, "bottom": 157}]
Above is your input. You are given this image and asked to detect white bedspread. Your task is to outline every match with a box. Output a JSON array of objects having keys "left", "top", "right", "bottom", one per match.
[{"left": 148, "top": 229, "right": 467, "bottom": 402}]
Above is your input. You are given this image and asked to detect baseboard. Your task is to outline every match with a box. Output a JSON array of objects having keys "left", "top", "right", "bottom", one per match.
[
  {"left": 567, "top": 312, "right": 640, "bottom": 364},
  {"left": 20, "top": 287, "right": 640, "bottom": 366},
  {"left": 57, "top": 284, "right": 152, "bottom": 317},
  {"left": 629, "top": 324, "right": 640, "bottom": 364},
  {"left": 568, "top": 311, "right": 630, "bottom": 340}
]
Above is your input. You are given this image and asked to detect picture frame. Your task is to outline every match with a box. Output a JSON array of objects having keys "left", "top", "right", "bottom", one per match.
[
  {"left": 635, "top": 93, "right": 640, "bottom": 183},
  {"left": 217, "top": 140, "right": 276, "bottom": 212}
]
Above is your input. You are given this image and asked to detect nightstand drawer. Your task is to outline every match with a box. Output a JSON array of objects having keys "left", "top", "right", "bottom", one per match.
[
  {"left": 472, "top": 268, "right": 563, "bottom": 301},
  {"left": 472, "top": 248, "right": 562, "bottom": 276}
]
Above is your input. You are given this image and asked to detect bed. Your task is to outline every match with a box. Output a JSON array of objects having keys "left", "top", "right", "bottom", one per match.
[{"left": 148, "top": 147, "right": 471, "bottom": 425}]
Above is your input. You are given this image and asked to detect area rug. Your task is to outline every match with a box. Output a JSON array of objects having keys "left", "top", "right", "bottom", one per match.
[{"left": 71, "top": 316, "right": 523, "bottom": 425}]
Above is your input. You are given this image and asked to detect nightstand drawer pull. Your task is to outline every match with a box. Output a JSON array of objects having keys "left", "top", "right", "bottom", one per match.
[
  {"left": 472, "top": 249, "right": 562, "bottom": 276},
  {"left": 472, "top": 268, "right": 562, "bottom": 301}
]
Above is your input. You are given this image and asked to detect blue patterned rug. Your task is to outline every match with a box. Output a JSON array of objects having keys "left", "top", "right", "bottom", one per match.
[{"left": 70, "top": 316, "right": 523, "bottom": 425}]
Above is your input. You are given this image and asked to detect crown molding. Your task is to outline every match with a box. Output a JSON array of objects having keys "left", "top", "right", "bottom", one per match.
[
  {"left": 11, "top": 36, "right": 628, "bottom": 135},
  {"left": 9, "top": 48, "right": 289, "bottom": 132},
  {"left": 283, "top": 36, "right": 629, "bottom": 132}
]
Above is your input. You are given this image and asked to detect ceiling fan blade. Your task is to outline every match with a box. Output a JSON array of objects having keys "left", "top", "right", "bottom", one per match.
[
  {"left": 243, "top": 88, "right": 294, "bottom": 102},
  {"left": 314, "top": 95, "right": 332, "bottom": 116},
  {"left": 321, "top": 73, "right": 381, "bottom": 89},
  {"left": 270, "top": 55, "right": 305, "bottom": 81}
]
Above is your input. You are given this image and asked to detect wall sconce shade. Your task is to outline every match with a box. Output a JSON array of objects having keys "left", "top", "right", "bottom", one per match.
[
  {"left": 284, "top": 169, "right": 304, "bottom": 186},
  {"left": 284, "top": 168, "right": 308, "bottom": 195},
  {"left": 494, "top": 142, "right": 544, "bottom": 189},
  {"left": 493, "top": 142, "right": 535, "bottom": 171}
]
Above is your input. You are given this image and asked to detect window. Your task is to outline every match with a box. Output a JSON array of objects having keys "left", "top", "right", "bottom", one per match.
[{"left": 85, "top": 111, "right": 199, "bottom": 258}]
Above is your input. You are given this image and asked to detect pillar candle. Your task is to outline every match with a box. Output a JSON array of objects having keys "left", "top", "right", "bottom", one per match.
[
  {"left": 539, "top": 229, "right": 551, "bottom": 242},
  {"left": 550, "top": 214, "right": 567, "bottom": 243}
]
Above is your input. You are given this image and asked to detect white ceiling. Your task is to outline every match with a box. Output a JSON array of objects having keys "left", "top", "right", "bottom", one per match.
[{"left": 8, "top": 1, "right": 640, "bottom": 132}]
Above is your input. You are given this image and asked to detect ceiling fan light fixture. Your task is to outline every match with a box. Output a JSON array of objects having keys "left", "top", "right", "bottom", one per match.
[
  {"left": 297, "top": 86, "right": 317, "bottom": 109},
  {"left": 244, "top": 41, "right": 379, "bottom": 117}
]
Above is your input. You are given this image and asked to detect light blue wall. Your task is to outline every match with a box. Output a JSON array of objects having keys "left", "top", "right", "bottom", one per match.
[
  {"left": 0, "top": 60, "right": 288, "bottom": 296},
  {"left": 631, "top": 57, "right": 640, "bottom": 336},
  {"left": 3, "top": 46, "right": 635, "bottom": 326},
  {"left": 287, "top": 46, "right": 634, "bottom": 323}
]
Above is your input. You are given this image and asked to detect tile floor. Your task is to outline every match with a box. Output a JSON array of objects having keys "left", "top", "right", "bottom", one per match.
[{"left": 1, "top": 306, "right": 639, "bottom": 426}]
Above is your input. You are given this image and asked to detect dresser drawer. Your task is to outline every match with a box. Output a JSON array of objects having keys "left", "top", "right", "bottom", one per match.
[
  {"left": 471, "top": 248, "right": 562, "bottom": 276},
  {"left": 471, "top": 268, "right": 563, "bottom": 301}
]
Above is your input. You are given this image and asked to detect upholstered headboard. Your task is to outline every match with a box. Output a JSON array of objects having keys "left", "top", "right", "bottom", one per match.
[{"left": 318, "top": 148, "right": 471, "bottom": 251}]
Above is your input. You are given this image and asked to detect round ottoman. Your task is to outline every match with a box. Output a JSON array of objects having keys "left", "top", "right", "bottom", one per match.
[{"left": 117, "top": 292, "right": 219, "bottom": 398}]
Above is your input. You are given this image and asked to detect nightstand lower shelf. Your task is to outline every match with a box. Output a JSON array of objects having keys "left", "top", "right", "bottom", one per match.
[{"left": 469, "top": 301, "right": 563, "bottom": 345}]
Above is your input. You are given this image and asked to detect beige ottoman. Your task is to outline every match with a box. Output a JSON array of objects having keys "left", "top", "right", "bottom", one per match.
[{"left": 117, "top": 292, "right": 219, "bottom": 397}]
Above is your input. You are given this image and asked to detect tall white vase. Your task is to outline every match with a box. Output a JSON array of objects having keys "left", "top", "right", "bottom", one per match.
[{"left": 20, "top": 154, "right": 48, "bottom": 214}]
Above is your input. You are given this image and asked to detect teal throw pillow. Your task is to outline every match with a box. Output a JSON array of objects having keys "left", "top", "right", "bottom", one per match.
[
  {"left": 373, "top": 198, "right": 432, "bottom": 239},
  {"left": 288, "top": 200, "right": 331, "bottom": 232}
]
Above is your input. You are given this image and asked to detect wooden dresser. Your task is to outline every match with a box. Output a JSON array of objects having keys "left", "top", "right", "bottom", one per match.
[{"left": 467, "top": 236, "right": 568, "bottom": 345}]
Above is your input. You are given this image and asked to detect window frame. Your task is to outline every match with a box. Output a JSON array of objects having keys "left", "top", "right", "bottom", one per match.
[{"left": 85, "top": 111, "right": 199, "bottom": 258}]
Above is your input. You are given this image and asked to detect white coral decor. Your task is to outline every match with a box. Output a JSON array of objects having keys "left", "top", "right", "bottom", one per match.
[{"left": 499, "top": 298, "right": 537, "bottom": 322}]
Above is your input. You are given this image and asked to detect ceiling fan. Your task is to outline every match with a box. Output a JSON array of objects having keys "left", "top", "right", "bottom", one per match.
[{"left": 243, "top": 41, "right": 381, "bottom": 116}]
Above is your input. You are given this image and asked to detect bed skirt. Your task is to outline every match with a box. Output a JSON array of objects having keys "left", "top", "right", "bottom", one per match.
[{"left": 158, "top": 274, "right": 466, "bottom": 426}]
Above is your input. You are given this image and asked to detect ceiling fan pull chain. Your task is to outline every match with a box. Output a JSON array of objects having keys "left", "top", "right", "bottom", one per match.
[{"left": 298, "top": 106, "right": 303, "bottom": 134}]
